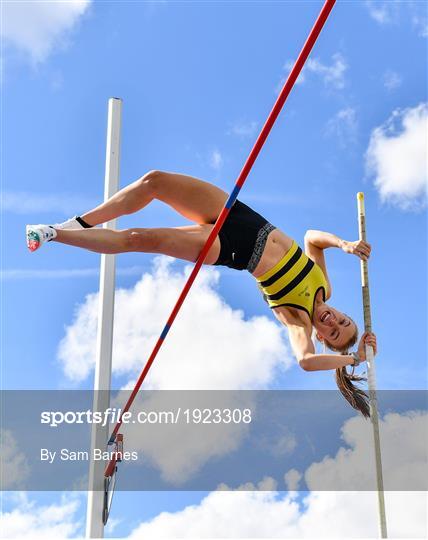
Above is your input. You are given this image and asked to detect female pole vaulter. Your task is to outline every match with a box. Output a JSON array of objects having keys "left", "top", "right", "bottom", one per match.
[{"left": 26, "top": 170, "right": 377, "bottom": 416}]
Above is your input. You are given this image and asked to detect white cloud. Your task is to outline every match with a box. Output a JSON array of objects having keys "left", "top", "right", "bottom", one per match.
[
  {"left": 365, "top": 102, "right": 428, "bottom": 211},
  {"left": 365, "top": 0, "right": 400, "bottom": 24},
  {"left": 364, "top": 1, "right": 428, "bottom": 37},
  {"left": 304, "top": 411, "right": 428, "bottom": 491},
  {"left": 325, "top": 107, "right": 358, "bottom": 147},
  {"left": 57, "top": 258, "right": 290, "bottom": 483},
  {"left": 128, "top": 488, "right": 300, "bottom": 539},
  {"left": 411, "top": 12, "right": 428, "bottom": 38},
  {"left": 127, "top": 488, "right": 426, "bottom": 538},
  {"left": 3, "top": 191, "right": 97, "bottom": 216},
  {"left": 57, "top": 256, "right": 291, "bottom": 387},
  {"left": 118, "top": 391, "right": 255, "bottom": 484},
  {"left": 127, "top": 412, "right": 427, "bottom": 538},
  {"left": 284, "top": 468, "right": 302, "bottom": 491},
  {"left": 0, "top": 430, "right": 30, "bottom": 489},
  {"left": 277, "top": 53, "right": 348, "bottom": 94},
  {"left": 3, "top": 412, "right": 426, "bottom": 538},
  {"left": 104, "top": 516, "right": 122, "bottom": 535},
  {"left": 2, "top": 0, "right": 91, "bottom": 63},
  {"left": 209, "top": 148, "right": 223, "bottom": 171},
  {"left": 306, "top": 53, "right": 348, "bottom": 90},
  {"left": 228, "top": 120, "right": 258, "bottom": 138},
  {"left": 382, "top": 70, "right": 402, "bottom": 91},
  {"left": 1, "top": 492, "right": 82, "bottom": 538}
]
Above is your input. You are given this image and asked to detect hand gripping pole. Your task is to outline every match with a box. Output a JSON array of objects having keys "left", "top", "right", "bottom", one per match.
[
  {"left": 105, "top": 0, "right": 337, "bottom": 468},
  {"left": 357, "top": 192, "right": 388, "bottom": 538}
]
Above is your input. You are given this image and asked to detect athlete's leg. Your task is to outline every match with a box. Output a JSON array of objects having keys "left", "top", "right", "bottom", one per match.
[
  {"left": 81, "top": 170, "right": 228, "bottom": 226},
  {"left": 53, "top": 224, "right": 220, "bottom": 264}
]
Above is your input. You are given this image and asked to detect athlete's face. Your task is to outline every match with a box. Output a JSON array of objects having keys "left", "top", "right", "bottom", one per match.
[{"left": 313, "top": 303, "right": 357, "bottom": 350}]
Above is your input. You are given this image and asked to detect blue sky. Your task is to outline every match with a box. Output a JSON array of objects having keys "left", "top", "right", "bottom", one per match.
[{"left": 1, "top": 1, "right": 427, "bottom": 538}]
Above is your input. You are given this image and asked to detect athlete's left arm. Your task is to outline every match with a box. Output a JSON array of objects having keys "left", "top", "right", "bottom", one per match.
[
  {"left": 304, "top": 230, "right": 372, "bottom": 300},
  {"left": 304, "top": 230, "right": 339, "bottom": 299}
]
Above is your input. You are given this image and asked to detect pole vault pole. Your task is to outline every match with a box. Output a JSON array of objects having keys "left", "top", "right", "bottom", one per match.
[
  {"left": 357, "top": 192, "right": 388, "bottom": 538},
  {"left": 86, "top": 98, "right": 122, "bottom": 539}
]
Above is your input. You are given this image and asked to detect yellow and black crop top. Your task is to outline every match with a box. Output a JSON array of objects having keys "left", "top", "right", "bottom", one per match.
[{"left": 256, "top": 240, "right": 328, "bottom": 319}]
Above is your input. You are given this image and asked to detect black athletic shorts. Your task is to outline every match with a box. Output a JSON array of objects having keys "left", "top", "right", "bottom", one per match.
[{"left": 213, "top": 200, "right": 276, "bottom": 272}]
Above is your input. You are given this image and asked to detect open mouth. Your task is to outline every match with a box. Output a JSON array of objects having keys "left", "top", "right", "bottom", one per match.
[{"left": 320, "top": 311, "right": 332, "bottom": 323}]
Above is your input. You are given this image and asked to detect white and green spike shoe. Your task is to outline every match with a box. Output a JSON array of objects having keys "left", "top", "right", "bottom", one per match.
[{"left": 26, "top": 224, "right": 57, "bottom": 252}]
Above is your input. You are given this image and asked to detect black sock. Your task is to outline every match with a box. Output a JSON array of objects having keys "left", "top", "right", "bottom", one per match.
[{"left": 76, "top": 216, "right": 93, "bottom": 228}]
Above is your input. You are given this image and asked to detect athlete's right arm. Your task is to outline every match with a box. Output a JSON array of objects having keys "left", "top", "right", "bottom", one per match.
[
  {"left": 274, "top": 310, "right": 358, "bottom": 371},
  {"left": 286, "top": 322, "right": 316, "bottom": 370},
  {"left": 289, "top": 324, "right": 358, "bottom": 371}
]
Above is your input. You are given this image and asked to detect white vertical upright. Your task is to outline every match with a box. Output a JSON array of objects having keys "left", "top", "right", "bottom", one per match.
[
  {"left": 357, "top": 192, "right": 387, "bottom": 538},
  {"left": 86, "top": 98, "right": 122, "bottom": 539}
]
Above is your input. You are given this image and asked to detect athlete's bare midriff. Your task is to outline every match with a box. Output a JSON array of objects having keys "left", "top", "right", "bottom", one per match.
[
  {"left": 251, "top": 228, "right": 294, "bottom": 278},
  {"left": 252, "top": 229, "right": 321, "bottom": 328}
]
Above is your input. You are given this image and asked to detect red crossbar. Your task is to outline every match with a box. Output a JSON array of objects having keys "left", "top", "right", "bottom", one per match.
[{"left": 105, "top": 0, "right": 337, "bottom": 469}]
